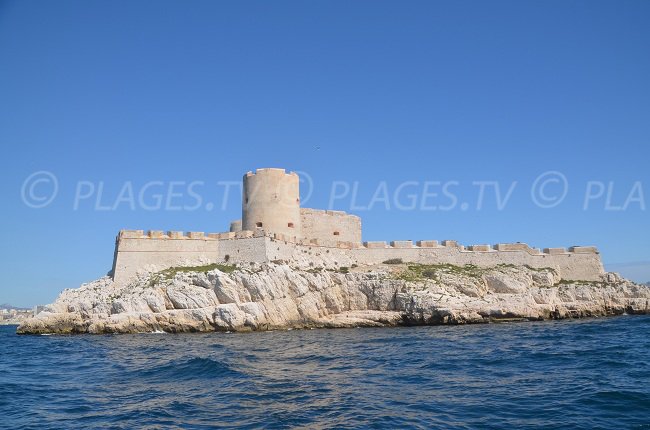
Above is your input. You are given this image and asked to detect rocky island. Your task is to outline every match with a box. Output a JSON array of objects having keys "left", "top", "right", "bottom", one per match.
[
  {"left": 17, "top": 261, "right": 650, "bottom": 334},
  {"left": 18, "top": 168, "right": 650, "bottom": 334}
]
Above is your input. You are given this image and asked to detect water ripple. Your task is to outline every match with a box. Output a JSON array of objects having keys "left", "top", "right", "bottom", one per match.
[{"left": 2, "top": 316, "right": 650, "bottom": 429}]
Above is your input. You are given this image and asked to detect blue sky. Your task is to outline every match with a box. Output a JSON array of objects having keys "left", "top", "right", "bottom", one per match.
[{"left": 1, "top": 0, "right": 649, "bottom": 307}]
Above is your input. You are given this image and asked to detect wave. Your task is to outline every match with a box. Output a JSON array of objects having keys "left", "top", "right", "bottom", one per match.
[
  {"left": 136, "top": 356, "right": 245, "bottom": 380},
  {"left": 3, "top": 316, "right": 650, "bottom": 429}
]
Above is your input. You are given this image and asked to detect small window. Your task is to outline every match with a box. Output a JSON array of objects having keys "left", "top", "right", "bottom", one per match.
[
  {"left": 256, "top": 222, "right": 263, "bottom": 228},
  {"left": 333, "top": 231, "right": 340, "bottom": 236},
  {"left": 288, "top": 222, "right": 294, "bottom": 228}
]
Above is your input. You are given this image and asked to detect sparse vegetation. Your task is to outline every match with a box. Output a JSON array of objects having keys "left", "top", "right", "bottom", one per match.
[
  {"left": 148, "top": 263, "right": 238, "bottom": 286},
  {"left": 393, "top": 263, "right": 485, "bottom": 281},
  {"left": 422, "top": 269, "right": 436, "bottom": 279},
  {"left": 383, "top": 258, "right": 404, "bottom": 265},
  {"left": 106, "top": 293, "right": 121, "bottom": 303},
  {"left": 555, "top": 279, "right": 574, "bottom": 285},
  {"left": 553, "top": 279, "right": 607, "bottom": 288},
  {"left": 164, "top": 263, "right": 237, "bottom": 276},
  {"left": 523, "top": 264, "right": 556, "bottom": 273},
  {"left": 324, "top": 266, "right": 348, "bottom": 274}
]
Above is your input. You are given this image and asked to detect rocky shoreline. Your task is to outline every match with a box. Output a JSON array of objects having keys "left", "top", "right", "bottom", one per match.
[{"left": 17, "top": 262, "right": 650, "bottom": 335}]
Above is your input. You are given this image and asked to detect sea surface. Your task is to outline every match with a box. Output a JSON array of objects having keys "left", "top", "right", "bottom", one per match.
[{"left": 1, "top": 316, "right": 650, "bottom": 429}]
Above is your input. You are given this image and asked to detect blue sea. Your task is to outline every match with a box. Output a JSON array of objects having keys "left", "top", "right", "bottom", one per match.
[{"left": 1, "top": 316, "right": 650, "bottom": 429}]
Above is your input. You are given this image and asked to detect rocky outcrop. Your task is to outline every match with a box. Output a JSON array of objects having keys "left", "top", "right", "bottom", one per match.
[{"left": 17, "top": 262, "right": 650, "bottom": 334}]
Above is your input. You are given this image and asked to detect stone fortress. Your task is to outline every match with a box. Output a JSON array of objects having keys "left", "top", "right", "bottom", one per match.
[{"left": 111, "top": 168, "right": 604, "bottom": 284}]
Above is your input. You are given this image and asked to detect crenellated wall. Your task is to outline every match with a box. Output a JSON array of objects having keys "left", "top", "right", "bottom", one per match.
[
  {"left": 348, "top": 242, "right": 604, "bottom": 281},
  {"left": 111, "top": 229, "right": 604, "bottom": 284},
  {"left": 267, "top": 238, "right": 604, "bottom": 281},
  {"left": 109, "top": 167, "right": 605, "bottom": 285},
  {"left": 112, "top": 230, "right": 221, "bottom": 284}
]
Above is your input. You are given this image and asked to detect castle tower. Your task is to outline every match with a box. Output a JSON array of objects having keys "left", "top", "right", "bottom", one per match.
[{"left": 242, "top": 168, "right": 301, "bottom": 239}]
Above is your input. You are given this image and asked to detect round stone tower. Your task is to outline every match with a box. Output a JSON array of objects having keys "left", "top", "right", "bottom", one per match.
[{"left": 242, "top": 168, "right": 301, "bottom": 239}]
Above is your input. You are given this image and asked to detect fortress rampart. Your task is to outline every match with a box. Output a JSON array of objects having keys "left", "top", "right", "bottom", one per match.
[
  {"left": 110, "top": 167, "right": 605, "bottom": 284},
  {"left": 112, "top": 229, "right": 604, "bottom": 283},
  {"left": 111, "top": 230, "right": 220, "bottom": 283}
]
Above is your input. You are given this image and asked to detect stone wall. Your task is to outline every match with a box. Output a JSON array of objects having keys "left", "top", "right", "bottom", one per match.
[
  {"left": 263, "top": 238, "right": 604, "bottom": 281},
  {"left": 109, "top": 168, "right": 604, "bottom": 285},
  {"left": 242, "top": 168, "right": 301, "bottom": 239},
  {"left": 111, "top": 230, "right": 220, "bottom": 284},
  {"left": 111, "top": 229, "right": 605, "bottom": 285},
  {"left": 217, "top": 236, "right": 268, "bottom": 265},
  {"left": 299, "top": 208, "right": 361, "bottom": 247},
  {"left": 347, "top": 243, "right": 604, "bottom": 281},
  {"left": 229, "top": 219, "right": 242, "bottom": 232}
]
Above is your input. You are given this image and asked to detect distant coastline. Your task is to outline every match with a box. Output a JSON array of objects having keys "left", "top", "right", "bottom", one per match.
[{"left": 1, "top": 304, "right": 42, "bottom": 326}]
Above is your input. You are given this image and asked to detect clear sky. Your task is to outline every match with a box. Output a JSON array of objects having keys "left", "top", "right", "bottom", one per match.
[{"left": 1, "top": 0, "right": 649, "bottom": 307}]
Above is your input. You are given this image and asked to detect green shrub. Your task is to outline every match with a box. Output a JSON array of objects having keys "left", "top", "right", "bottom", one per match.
[
  {"left": 383, "top": 258, "right": 403, "bottom": 265},
  {"left": 153, "top": 263, "right": 238, "bottom": 283},
  {"left": 393, "top": 263, "right": 484, "bottom": 281},
  {"left": 422, "top": 269, "right": 436, "bottom": 279}
]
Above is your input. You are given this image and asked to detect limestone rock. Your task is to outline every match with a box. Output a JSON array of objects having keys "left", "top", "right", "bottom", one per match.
[{"left": 16, "top": 265, "right": 650, "bottom": 335}]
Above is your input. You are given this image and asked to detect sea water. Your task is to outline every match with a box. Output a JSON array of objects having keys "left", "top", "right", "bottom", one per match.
[{"left": 1, "top": 316, "right": 650, "bottom": 429}]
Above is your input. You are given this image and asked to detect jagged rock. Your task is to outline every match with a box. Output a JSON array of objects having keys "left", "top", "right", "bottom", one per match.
[
  {"left": 484, "top": 271, "right": 532, "bottom": 294},
  {"left": 604, "top": 272, "right": 623, "bottom": 283},
  {"left": 16, "top": 264, "right": 650, "bottom": 335}
]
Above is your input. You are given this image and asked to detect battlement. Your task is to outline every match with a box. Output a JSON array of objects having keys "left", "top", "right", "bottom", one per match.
[
  {"left": 568, "top": 246, "right": 599, "bottom": 254},
  {"left": 353, "top": 239, "right": 597, "bottom": 255},
  {"left": 441, "top": 240, "right": 461, "bottom": 248},
  {"left": 245, "top": 168, "right": 299, "bottom": 178},
  {"left": 118, "top": 229, "right": 218, "bottom": 240},
  {"left": 417, "top": 240, "right": 439, "bottom": 248},
  {"left": 300, "top": 208, "right": 361, "bottom": 219},
  {"left": 110, "top": 167, "right": 604, "bottom": 285},
  {"left": 117, "top": 230, "right": 599, "bottom": 256},
  {"left": 467, "top": 245, "right": 492, "bottom": 252},
  {"left": 494, "top": 243, "right": 530, "bottom": 251},
  {"left": 112, "top": 231, "right": 604, "bottom": 284}
]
